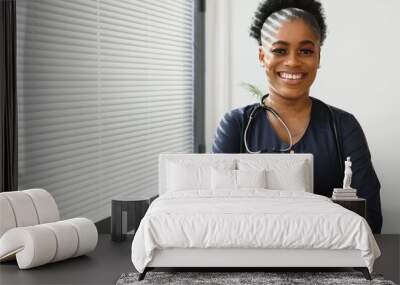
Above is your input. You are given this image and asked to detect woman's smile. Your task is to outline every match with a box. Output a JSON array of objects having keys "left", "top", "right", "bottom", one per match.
[{"left": 277, "top": 72, "right": 308, "bottom": 85}]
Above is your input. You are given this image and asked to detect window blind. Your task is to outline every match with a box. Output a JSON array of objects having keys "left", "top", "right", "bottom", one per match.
[{"left": 17, "top": 0, "right": 194, "bottom": 222}]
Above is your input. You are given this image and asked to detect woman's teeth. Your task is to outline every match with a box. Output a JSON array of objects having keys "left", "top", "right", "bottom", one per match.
[{"left": 278, "top": 72, "right": 305, "bottom": 80}]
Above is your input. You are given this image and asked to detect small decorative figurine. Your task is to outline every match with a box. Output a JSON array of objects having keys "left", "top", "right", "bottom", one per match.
[{"left": 342, "top": 157, "right": 353, "bottom": 189}]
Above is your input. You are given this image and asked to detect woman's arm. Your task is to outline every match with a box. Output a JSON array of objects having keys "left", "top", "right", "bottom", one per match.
[
  {"left": 212, "top": 109, "right": 244, "bottom": 153},
  {"left": 340, "top": 113, "right": 383, "bottom": 233}
]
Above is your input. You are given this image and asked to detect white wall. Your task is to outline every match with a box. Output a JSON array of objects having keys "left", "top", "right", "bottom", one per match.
[{"left": 205, "top": 0, "right": 400, "bottom": 234}]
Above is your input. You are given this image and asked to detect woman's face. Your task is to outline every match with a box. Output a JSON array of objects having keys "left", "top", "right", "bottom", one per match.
[{"left": 259, "top": 19, "right": 321, "bottom": 101}]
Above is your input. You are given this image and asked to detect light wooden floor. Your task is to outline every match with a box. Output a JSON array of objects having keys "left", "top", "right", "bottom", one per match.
[{"left": 0, "top": 234, "right": 398, "bottom": 285}]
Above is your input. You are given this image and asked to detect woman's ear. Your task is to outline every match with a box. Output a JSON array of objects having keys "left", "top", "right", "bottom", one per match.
[{"left": 259, "top": 46, "right": 265, "bottom": 67}]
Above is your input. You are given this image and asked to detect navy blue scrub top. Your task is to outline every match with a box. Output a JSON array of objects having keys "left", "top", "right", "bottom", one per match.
[{"left": 212, "top": 97, "right": 382, "bottom": 233}]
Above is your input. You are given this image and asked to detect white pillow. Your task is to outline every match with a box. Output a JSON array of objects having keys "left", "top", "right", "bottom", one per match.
[
  {"left": 236, "top": 169, "right": 267, "bottom": 189},
  {"left": 211, "top": 168, "right": 236, "bottom": 190},
  {"left": 266, "top": 162, "right": 307, "bottom": 191},
  {"left": 238, "top": 158, "right": 309, "bottom": 192},
  {"left": 167, "top": 159, "right": 235, "bottom": 192},
  {"left": 211, "top": 169, "right": 267, "bottom": 190},
  {"left": 167, "top": 162, "right": 209, "bottom": 191}
]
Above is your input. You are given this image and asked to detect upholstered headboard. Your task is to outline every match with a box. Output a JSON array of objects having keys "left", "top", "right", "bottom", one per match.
[{"left": 158, "top": 153, "right": 314, "bottom": 195}]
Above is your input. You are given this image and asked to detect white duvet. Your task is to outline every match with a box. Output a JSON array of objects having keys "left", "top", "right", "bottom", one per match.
[{"left": 131, "top": 190, "right": 380, "bottom": 273}]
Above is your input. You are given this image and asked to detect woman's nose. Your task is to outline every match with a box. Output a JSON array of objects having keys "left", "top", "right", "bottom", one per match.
[{"left": 284, "top": 52, "right": 301, "bottom": 67}]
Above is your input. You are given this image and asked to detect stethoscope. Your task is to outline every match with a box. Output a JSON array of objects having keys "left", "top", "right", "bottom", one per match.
[
  {"left": 244, "top": 94, "right": 294, "bottom": 154},
  {"left": 243, "top": 93, "right": 345, "bottom": 174}
]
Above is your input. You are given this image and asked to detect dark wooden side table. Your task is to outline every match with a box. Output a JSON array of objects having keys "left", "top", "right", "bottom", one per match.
[
  {"left": 111, "top": 193, "right": 158, "bottom": 242},
  {"left": 331, "top": 198, "right": 366, "bottom": 218}
]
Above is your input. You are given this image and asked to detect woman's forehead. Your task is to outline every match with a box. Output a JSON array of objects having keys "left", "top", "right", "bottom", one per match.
[{"left": 262, "top": 19, "right": 320, "bottom": 47}]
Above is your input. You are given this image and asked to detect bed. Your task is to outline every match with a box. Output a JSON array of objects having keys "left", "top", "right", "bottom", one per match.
[{"left": 131, "top": 154, "right": 380, "bottom": 281}]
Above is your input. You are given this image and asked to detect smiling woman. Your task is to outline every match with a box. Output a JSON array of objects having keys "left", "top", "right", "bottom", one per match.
[{"left": 212, "top": 0, "right": 383, "bottom": 234}]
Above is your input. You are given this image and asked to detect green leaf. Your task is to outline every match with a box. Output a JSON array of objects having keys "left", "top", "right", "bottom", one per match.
[{"left": 240, "top": 82, "right": 264, "bottom": 99}]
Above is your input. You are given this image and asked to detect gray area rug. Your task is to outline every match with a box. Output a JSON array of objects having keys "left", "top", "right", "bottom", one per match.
[{"left": 116, "top": 271, "right": 397, "bottom": 285}]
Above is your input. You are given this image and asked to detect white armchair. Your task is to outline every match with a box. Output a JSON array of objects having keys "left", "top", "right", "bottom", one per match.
[{"left": 0, "top": 189, "right": 98, "bottom": 269}]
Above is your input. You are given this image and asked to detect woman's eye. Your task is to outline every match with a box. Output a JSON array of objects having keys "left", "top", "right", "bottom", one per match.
[
  {"left": 299, "top": 49, "right": 314, "bottom": 55},
  {"left": 271, "top": 48, "right": 286, "bottom": 55}
]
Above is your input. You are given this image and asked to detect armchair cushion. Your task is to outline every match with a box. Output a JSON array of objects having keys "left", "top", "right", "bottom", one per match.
[
  {"left": 0, "top": 189, "right": 59, "bottom": 237},
  {"left": 0, "top": 218, "right": 98, "bottom": 269}
]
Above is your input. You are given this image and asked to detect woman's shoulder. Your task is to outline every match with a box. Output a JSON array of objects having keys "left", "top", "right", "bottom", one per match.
[
  {"left": 221, "top": 102, "right": 259, "bottom": 123},
  {"left": 213, "top": 103, "right": 259, "bottom": 153},
  {"left": 311, "top": 97, "right": 364, "bottom": 137},
  {"left": 311, "top": 97, "right": 357, "bottom": 122}
]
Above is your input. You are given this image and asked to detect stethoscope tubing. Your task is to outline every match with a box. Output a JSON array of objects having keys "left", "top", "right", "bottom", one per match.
[{"left": 244, "top": 94, "right": 293, "bottom": 153}]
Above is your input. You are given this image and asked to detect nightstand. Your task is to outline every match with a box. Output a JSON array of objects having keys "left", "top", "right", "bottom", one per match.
[
  {"left": 111, "top": 193, "right": 158, "bottom": 242},
  {"left": 331, "top": 198, "right": 366, "bottom": 218}
]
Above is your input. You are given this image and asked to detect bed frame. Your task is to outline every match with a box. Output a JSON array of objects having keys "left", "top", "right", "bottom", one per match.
[
  {"left": 140, "top": 248, "right": 371, "bottom": 280},
  {"left": 137, "top": 154, "right": 372, "bottom": 281}
]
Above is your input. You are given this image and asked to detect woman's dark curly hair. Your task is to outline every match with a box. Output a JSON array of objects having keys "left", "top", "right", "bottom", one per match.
[{"left": 250, "top": 0, "right": 327, "bottom": 46}]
